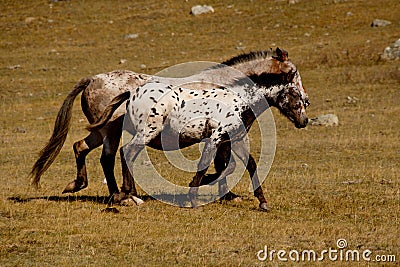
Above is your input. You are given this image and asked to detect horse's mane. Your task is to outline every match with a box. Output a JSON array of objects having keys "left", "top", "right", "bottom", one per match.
[{"left": 221, "top": 49, "right": 275, "bottom": 66}]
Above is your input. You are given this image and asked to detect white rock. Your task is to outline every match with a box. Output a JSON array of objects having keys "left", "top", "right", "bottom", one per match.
[
  {"left": 382, "top": 38, "right": 400, "bottom": 60},
  {"left": 124, "top": 33, "right": 139, "bottom": 39},
  {"left": 190, "top": 5, "right": 214, "bottom": 16},
  {"left": 371, "top": 19, "right": 391, "bottom": 27},
  {"left": 25, "top": 17, "right": 36, "bottom": 24},
  {"left": 7, "top": 65, "right": 21, "bottom": 70},
  {"left": 309, "top": 114, "right": 339, "bottom": 126}
]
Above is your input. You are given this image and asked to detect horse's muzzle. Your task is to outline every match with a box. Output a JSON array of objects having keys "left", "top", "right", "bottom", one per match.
[{"left": 295, "top": 118, "right": 308, "bottom": 128}]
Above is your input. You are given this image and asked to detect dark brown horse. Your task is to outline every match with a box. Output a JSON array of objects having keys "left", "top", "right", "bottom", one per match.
[{"left": 30, "top": 48, "right": 309, "bottom": 203}]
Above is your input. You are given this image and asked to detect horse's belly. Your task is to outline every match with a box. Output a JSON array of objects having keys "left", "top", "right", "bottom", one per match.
[{"left": 146, "top": 130, "right": 204, "bottom": 151}]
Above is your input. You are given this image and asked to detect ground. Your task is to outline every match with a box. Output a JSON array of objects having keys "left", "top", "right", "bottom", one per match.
[{"left": 0, "top": 0, "right": 399, "bottom": 266}]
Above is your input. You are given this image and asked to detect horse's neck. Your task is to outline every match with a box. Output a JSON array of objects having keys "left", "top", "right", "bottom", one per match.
[{"left": 239, "top": 83, "right": 283, "bottom": 118}]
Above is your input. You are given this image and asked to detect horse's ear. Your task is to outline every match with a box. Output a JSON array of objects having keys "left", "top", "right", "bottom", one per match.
[{"left": 274, "top": 47, "right": 289, "bottom": 62}]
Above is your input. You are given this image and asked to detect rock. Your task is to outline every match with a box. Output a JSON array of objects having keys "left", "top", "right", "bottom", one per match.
[
  {"left": 371, "top": 19, "right": 391, "bottom": 27},
  {"left": 13, "top": 127, "right": 27, "bottom": 133},
  {"left": 288, "top": 0, "right": 299, "bottom": 4},
  {"left": 346, "top": 96, "right": 359, "bottom": 104},
  {"left": 124, "top": 33, "right": 139, "bottom": 39},
  {"left": 381, "top": 38, "right": 400, "bottom": 60},
  {"left": 341, "top": 179, "right": 362, "bottom": 185},
  {"left": 309, "top": 114, "right": 339, "bottom": 126},
  {"left": 7, "top": 65, "right": 21, "bottom": 70},
  {"left": 25, "top": 17, "right": 36, "bottom": 24},
  {"left": 190, "top": 5, "right": 214, "bottom": 16},
  {"left": 119, "top": 59, "right": 127, "bottom": 64}
]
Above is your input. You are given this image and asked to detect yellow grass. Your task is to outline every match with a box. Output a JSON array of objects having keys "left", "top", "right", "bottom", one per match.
[{"left": 0, "top": 0, "right": 399, "bottom": 266}]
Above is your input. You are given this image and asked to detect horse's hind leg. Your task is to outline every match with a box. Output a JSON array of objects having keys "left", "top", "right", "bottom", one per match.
[
  {"left": 213, "top": 143, "right": 241, "bottom": 201},
  {"left": 100, "top": 122, "right": 122, "bottom": 196},
  {"left": 189, "top": 140, "right": 218, "bottom": 208},
  {"left": 62, "top": 131, "right": 103, "bottom": 194}
]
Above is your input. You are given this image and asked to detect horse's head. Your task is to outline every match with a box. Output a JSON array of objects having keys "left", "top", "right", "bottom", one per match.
[{"left": 275, "top": 82, "right": 308, "bottom": 128}]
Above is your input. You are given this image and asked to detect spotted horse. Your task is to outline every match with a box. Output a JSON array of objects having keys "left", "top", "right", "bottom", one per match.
[
  {"left": 30, "top": 48, "right": 310, "bottom": 205},
  {"left": 87, "top": 68, "right": 308, "bottom": 210}
]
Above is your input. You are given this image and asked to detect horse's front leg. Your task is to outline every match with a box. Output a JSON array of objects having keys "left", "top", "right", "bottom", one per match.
[
  {"left": 62, "top": 131, "right": 103, "bottom": 194},
  {"left": 232, "top": 140, "right": 269, "bottom": 211},
  {"left": 189, "top": 139, "right": 218, "bottom": 208}
]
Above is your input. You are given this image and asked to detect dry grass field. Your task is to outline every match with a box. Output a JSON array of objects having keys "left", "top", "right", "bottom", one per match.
[{"left": 1, "top": 0, "right": 399, "bottom": 266}]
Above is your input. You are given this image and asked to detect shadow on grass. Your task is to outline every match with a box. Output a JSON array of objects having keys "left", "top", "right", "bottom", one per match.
[
  {"left": 7, "top": 174, "right": 240, "bottom": 207},
  {"left": 7, "top": 195, "right": 154, "bottom": 205}
]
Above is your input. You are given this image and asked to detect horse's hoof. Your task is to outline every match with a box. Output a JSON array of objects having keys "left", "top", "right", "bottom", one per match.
[
  {"left": 120, "top": 196, "right": 144, "bottom": 206},
  {"left": 62, "top": 181, "right": 86, "bottom": 194},
  {"left": 111, "top": 192, "right": 128, "bottom": 204},
  {"left": 232, "top": 197, "right": 242, "bottom": 203},
  {"left": 121, "top": 198, "right": 136, "bottom": 206},
  {"left": 222, "top": 192, "right": 241, "bottom": 201},
  {"left": 131, "top": 196, "right": 145, "bottom": 206},
  {"left": 259, "top": 202, "right": 269, "bottom": 212}
]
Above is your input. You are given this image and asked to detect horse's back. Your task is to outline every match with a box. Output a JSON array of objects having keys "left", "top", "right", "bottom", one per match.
[{"left": 81, "top": 70, "right": 150, "bottom": 123}]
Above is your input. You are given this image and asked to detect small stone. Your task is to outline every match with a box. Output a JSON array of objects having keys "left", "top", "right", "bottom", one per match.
[
  {"left": 190, "top": 5, "right": 214, "bottom": 16},
  {"left": 371, "top": 19, "right": 391, "bottom": 27},
  {"left": 25, "top": 17, "right": 36, "bottom": 24},
  {"left": 124, "top": 33, "right": 139, "bottom": 39},
  {"left": 13, "top": 127, "right": 27, "bottom": 133},
  {"left": 346, "top": 96, "right": 359, "bottom": 104},
  {"left": 7, "top": 65, "right": 21, "bottom": 70},
  {"left": 119, "top": 59, "right": 127, "bottom": 64},
  {"left": 140, "top": 64, "right": 147, "bottom": 69},
  {"left": 309, "top": 114, "right": 339, "bottom": 127},
  {"left": 341, "top": 179, "right": 362, "bottom": 185}
]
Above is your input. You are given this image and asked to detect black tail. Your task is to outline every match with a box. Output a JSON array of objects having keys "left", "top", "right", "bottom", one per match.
[{"left": 30, "top": 77, "right": 91, "bottom": 187}]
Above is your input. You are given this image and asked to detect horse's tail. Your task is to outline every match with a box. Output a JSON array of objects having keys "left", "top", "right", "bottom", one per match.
[
  {"left": 86, "top": 91, "right": 131, "bottom": 132},
  {"left": 30, "top": 77, "right": 92, "bottom": 188}
]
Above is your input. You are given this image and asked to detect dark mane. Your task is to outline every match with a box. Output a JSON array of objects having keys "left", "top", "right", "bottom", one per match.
[{"left": 221, "top": 50, "right": 275, "bottom": 66}]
